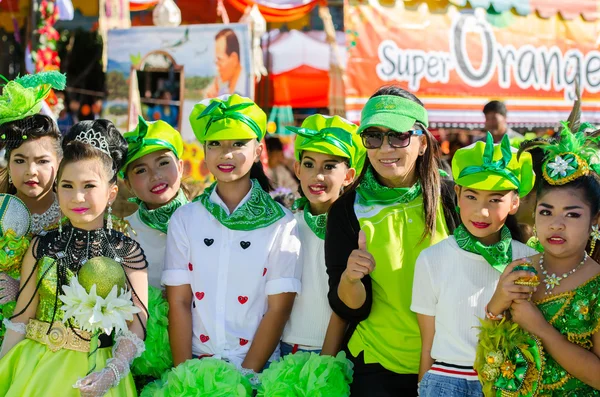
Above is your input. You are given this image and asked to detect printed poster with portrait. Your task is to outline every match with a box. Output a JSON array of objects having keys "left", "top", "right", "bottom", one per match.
[{"left": 105, "top": 23, "right": 252, "bottom": 184}]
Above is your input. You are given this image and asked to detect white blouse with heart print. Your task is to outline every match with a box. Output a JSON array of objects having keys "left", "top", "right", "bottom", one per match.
[{"left": 162, "top": 188, "right": 302, "bottom": 367}]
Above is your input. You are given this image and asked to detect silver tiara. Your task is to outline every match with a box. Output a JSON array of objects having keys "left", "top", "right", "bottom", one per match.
[{"left": 73, "top": 129, "right": 111, "bottom": 158}]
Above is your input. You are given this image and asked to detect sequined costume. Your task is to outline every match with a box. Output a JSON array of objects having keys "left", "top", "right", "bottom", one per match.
[
  {"left": 0, "top": 223, "right": 148, "bottom": 396},
  {"left": 535, "top": 274, "right": 600, "bottom": 396}
]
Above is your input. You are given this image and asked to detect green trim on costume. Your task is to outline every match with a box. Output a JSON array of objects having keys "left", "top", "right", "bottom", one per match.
[
  {"left": 128, "top": 189, "right": 189, "bottom": 234},
  {"left": 355, "top": 166, "right": 422, "bottom": 206},
  {"left": 292, "top": 197, "right": 327, "bottom": 240},
  {"left": 454, "top": 224, "right": 513, "bottom": 273},
  {"left": 193, "top": 180, "right": 285, "bottom": 231}
]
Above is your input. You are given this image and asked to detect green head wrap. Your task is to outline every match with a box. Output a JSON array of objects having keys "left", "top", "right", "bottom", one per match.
[
  {"left": 452, "top": 132, "right": 535, "bottom": 197},
  {"left": 120, "top": 116, "right": 184, "bottom": 178},
  {"left": 287, "top": 114, "right": 366, "bottom": 173},
  {"left": 189, "top": 94, "right": 266, "bottom": 143},
  {"left": 0, "top": 71, "right": 66, "bottom": 126},
  {"left": 358, "top": 95, "right": 428, "bottom": 133}
]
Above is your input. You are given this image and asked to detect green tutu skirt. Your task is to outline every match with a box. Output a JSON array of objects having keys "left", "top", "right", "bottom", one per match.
[{"left": 0, "top": 338, "right": 137, "bottom": 396}]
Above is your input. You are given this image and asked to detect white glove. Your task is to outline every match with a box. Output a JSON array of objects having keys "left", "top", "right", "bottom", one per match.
[
  {"left": 0, "top": 273, "right": 19, "bottom": 305},
  {"left": 74, "top": 330, "right": 145, "bottom": 396}
]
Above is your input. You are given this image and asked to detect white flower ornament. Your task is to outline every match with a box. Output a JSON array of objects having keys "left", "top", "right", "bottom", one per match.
[{"left": 546, "top": 155, "right": 575, "bottom": 178}]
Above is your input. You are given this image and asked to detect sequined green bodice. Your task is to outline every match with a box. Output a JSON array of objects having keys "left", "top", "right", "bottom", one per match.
[
  {"left": 35, "top": 257, "right": 74, "bottom": 323},
  {"left": 535, "top": 274, "right": 600, "bottom": 396}
]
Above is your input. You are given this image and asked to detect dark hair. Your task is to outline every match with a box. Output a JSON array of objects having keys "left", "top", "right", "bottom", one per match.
[
  {"left": 58, "top": 120, "right": 128, "bottom": 184},
  {"left": 350, "top": 85, "right": 442, "bottom": 241},
  {"left": 265, "top": 136, "right": 284, "bottom": 153},
  {"left": 537, "top": 174, "right": 600, "bottom": 259},
  {"left": 483, "top": 100, "right": 507, "bottom": 117},
  {"left": 0, "top": 114, "right": 62, "bottom": 194},
  {"left": 215, "top": 28, "right": 240, "bottom": 57},
  {"left": 250, "top": 161, "right": 273, "bottom": 192}
]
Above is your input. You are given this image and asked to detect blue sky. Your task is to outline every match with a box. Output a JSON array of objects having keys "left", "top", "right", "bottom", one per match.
[{"left": 107, "top": 24, "right": 251, "bottom": 77}]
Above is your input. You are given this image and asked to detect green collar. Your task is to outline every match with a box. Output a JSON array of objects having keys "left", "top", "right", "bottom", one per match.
[
  {"left": 193, "top": 180, "right": 286, "bottom": 231},
  {"left": 454, "top": 224, "right": 513, "bottom": 273},
  {"left": 292, "top": 197, "right": 327, "bottom": 240},
  {"left": 128, "top": 189, "right": 189, "bottom": 234},
  {"left": 356, "top": 166, "right": 422, "bottom": 206}
]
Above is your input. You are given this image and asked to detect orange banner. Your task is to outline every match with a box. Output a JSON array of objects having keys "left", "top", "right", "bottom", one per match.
[{"left": 345, "top": 2, "right": 600, "bottom": 127}]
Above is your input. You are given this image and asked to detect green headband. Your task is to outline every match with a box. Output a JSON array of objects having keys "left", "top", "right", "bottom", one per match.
[
  {"left": 458, "top": 133, "right": 522, "bottom": 191},
  {"left": 359, "top": 95, "right": 429, "bottom": 133},
  {"left": 198, "top": 101, "right": 264, "bottom": 141},
  {"left": 288, "top": 126, "right": 354, "bottom": 165}
]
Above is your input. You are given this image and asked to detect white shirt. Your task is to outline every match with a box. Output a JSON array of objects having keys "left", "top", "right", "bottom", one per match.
[
  {"left": 282, "top": 212, "right": 331, "bottom": 349},
  {"left": 411, "top": 236, "right": 536, "bottom": 366},
  {"left": 126, "top": 210, "right": 166, "bottom": 289},
  {"left": 162, "top": 187, "right": 302, "bottom": 367}
]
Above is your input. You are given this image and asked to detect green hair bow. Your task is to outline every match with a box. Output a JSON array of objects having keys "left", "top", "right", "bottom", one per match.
[
  {"left": 198, "top": 101, "right": 264, "bottom": 141},
  {"left": 459, "top": 133, "right": 521, "bottom": 191},
  {"left": 0, "top": 71, "right": 66, "bottom": 126},
  {"left": 288, "top": 126, "right": 355, "bottom": 164},
  {"left": 125, "top": 116, "right": 179, "bottom": 161}
]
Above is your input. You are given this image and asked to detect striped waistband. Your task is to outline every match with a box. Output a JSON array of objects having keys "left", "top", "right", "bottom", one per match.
[{"left": 430, "top": 362, "right": 479, "bottom": 381}]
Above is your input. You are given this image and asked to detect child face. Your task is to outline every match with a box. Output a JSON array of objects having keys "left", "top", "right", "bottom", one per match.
[
  {"left": 456, "top": 186, "right": 519, "bottom": 245},
  {"left": 57, "top": 158, "right": 117, "bottom": 230},
  {"left": 294, "top": 151, "right": 355, "bottom": 211},
  {"left": 203, "top": 139, "right": 261, "bottom": 184},
  {"left": 9, "top": 137, "right": 59, "bottom": 200},
  {"left": 535, "top": 187, "right": 598, "bottom": 259},
  {"left": 126, "top": 150, "right": 183, "bottom": 210}
]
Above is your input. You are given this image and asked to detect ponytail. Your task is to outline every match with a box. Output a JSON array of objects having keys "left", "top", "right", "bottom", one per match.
[{"left": 250, "top": 162, "right": 273, "bottom": 192}]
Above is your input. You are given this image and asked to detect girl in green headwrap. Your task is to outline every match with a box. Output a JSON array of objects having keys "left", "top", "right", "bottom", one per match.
[
  {"left": 155, "top": 94, "right": 301, "bottom": 394},
  {"left": 412, "top": 131, "right": 537, "bottom": 397},
  {"left": 255, "top": 114, "right": 363, "bottom": 396},
  {"left": 120, "top": 116, "right": 189, "bottom": 386}
]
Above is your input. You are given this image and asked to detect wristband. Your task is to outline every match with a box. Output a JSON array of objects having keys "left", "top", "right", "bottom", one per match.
[{"left": 485, "top": 304, "right": 504, "bottom": 321}]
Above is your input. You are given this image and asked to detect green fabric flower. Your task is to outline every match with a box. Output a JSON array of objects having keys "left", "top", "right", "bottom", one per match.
[
  {"left": 257, "top": 351, "right": 353, "bottom": 397},
  {"left": 140, "top": 358, "right": 252, "bottom": 397}
]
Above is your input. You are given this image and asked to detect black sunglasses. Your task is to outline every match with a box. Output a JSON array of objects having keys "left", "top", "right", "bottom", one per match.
[{"left": 360, "top": 129, "right": 424, "bottom": 149}]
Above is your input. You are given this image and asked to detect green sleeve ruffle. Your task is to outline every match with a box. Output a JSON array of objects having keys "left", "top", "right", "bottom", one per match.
[
  {"left": 257, "top": 351, "right": 354, "bottom": 397},
  {"left": 132, "top": 285, "right": 173, "bottom": 379},
  {"left": 140, "top": 358, "right": 252, "bottom": 397}
]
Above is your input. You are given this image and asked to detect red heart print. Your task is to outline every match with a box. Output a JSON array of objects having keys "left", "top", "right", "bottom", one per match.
[
  {"left": 195, "top": 292, "right": 205, "bottom": 300},
  {"left": 263, "top": 268, "right": 267, "bottom": 277},
  {"left": 239, "top": 338, "right": 248, "bottom": 346},
  {"left": 188, "top": 263, "right": 193, "bottom": 271},
  {"left": 200, "top": 334, "right": 209, "bottom": 343},
  {"left": 238, "top": 296, "right": 248, "bottom": 304}
]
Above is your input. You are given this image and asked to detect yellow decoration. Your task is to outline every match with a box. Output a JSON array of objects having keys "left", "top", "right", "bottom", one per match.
[
  {"left": 481, "top": 364, "right": 500, "bottom": 381},
  {"left": 500, "top": 360, "right": 517, "bottom": 379},
  {"left": 542, "top": 152, "right": 590, "bottom": 186},
  {"left": 266, "top": 121, "right": 277, "bottom": 134},
  {"left": 486, "top": 351, "right": 504, "bottom": 368},
  {"left": 77, "top": 257, "right": 126, "bottom": 299}
]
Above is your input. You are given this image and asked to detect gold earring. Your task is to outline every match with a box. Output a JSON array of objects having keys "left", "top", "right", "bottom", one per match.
[{"left": 590, "top": 225, "right": 600, "bottom": 255}]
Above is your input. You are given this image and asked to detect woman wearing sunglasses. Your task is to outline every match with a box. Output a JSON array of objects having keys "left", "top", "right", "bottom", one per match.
[{"left": 325, "top": 85, "right": 460, "bottom": 396}]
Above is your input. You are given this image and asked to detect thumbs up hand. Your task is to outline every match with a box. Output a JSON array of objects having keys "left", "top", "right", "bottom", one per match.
[{"left": 343, "top": 230, "right": 376, "bottom": 284}]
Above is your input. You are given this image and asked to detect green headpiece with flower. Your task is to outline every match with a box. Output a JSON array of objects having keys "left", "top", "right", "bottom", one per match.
[
  {"left": 0, "top": 71, "right": 66, "bottom": 126},
  {"left": 519, "top": 88, "right": 600, "bottom": 186}
]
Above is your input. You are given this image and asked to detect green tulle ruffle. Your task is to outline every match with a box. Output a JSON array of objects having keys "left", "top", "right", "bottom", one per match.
[
  {"left": 132, "top": 286, "right": 173, "bottom": 379},
  {"left": 257, "top": 351, "right": 354, "bottom": 397},
  {"left": 140, "top": 358, "right": 252, "bottom": 397}
]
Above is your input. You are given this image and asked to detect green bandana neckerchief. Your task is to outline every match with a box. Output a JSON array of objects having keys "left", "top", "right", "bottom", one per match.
[
  {"left": 356, "top": 166, "right": 422, "bottom": 206},
  {"left": 454, "top": 223, "right": 513, "bottom": 273},
  {"left": 292, "top": 197, "right": 327, "bottom": 239},
  {"left": 194, "top": 179, "right": 286, "bottom": 231},
  {"left": 129, "top": 189, "right": 189, "bottom": 234}
]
